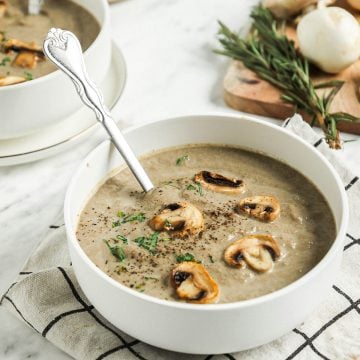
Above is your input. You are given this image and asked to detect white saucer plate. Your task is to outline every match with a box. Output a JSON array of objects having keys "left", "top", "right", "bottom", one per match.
[{"left": 0, "top": 41, "right": 126, "bottom": 167}]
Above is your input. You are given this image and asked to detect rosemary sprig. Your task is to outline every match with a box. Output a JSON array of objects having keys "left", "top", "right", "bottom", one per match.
[{"left": 215, "top": 6, "right": 359, "bottom": 149}]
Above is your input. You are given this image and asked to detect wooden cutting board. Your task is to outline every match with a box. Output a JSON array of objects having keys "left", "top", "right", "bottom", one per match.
[{"left": 223, "top": 3, "right": 360, "bottom": 135}]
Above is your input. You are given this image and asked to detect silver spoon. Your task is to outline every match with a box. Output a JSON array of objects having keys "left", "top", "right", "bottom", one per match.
[
  {"left": 28, "top": 0, "right": 44, "bottom": 15},
  {"left": 43, "top": 28, "right": 154, "bottom": 193}
]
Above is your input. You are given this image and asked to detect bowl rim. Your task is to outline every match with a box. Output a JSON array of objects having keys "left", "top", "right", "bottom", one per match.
[
  {"left": 64, "top": 113, "right": 349, "bottom": 311},
  {"left": 0, "top": 0, "right": 109, "bottom": 92}
]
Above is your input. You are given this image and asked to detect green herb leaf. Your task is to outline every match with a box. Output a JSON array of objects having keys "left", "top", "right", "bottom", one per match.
[
  {"left": 117, "top": 211, "right": 126, "bottom": 218},
  {"left": 103, "top": 240, "right": 126, "bottom": 262},
  {"left": 135, "top": 232, "right": 159, "bottom": 254},
  {"left": 176, "top": 252, "right": 201, "bottom": 263},
  {"left": 123, "top": 213, "right": 146, "bottom": 223},
  {"left": 164, "top": 219, "right": 172, "bottom": 229},
  {"left": 186, "top": 182, "right": 203, "bottom": 196},
  {"left": 0, "top": 56, "right": 11, "bottom": 66},
  {"left": 135, "top": 282, "right": 146, "bottom": 289},
  {"left": 23, "top": 71, "right": 33, "bottom": 81},
  {"left": 112, "top": 220, "right": 121, "bottom": 228},
  {"left": 176, "top": 155, "right": 189, "bottom": 166},
  {"left": 112, "top": 212, "right": 146, "bottom": 227},
  {"left": 116, "top": 234, "right": 128, "bottom": 244}
]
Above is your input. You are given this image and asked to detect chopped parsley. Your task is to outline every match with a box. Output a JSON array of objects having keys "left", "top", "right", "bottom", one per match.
[
  {"left": 164, "top": 218, "right": 172, "bottom": 229},
  {"left": 24, "top": 71, "right": 33, "bottom": 81},
  {"left": 175, "top": 155, "right": 189, "bottom": 166},
  {"left": 208, "top": 255, "right": 215, "bottom": 263},
  {"left": 0, "top": 56, "right": 11, "bottom": 66},
  {"left": 116, "top": 234, "right": 128, "bottom": 244},
  {"left": 112, "top": 212, "right": 146, "bottom": 227},
  {"left": 176, "top": 252, "right": 201, "bottom": 263},
  {"left": 186, "top": 182, "right": 204, "bottom": 196},
  {"left": 135, "top": 282, "right": 146, "bottom": 290},
  {"left": 135, "top": 232, "right": 159, "bottom": 254},
  {"left": 103, "top": 240, "right": 126, "bottom": 262}
]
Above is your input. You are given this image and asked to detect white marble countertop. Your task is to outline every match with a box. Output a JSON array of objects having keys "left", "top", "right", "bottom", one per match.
[{"left": 0, "top": 0, "right": 359, "bottom": 359}]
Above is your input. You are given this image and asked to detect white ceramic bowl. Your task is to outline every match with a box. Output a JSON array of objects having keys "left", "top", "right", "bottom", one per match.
[
  {"left": 0, "top": 0, "right": 111, "bottom": 139},
  {"left": 64, "top": 114, "right": 348, "bottom": 354}
]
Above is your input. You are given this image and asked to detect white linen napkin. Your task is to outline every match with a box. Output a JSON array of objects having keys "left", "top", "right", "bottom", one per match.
[{"left": 1, "top": 114, "right": 359, "bottom": 360}]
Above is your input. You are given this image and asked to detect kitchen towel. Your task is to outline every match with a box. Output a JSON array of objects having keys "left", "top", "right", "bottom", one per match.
[{"left": 1, "top": 114, "right": 359, "bottom": 360}]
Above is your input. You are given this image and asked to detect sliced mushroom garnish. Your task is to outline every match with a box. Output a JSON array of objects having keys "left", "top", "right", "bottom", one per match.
[
  {"left": 194, "top": 171, "right": 245, "bottom": 194},
  {"left": 149, "top": 202, "right": 204, "bottom": 238},
  {"left": 14, "top": 51, "right": 43, "bottom": 69},
  {"left": 4, "top": 39, "right": 44, "bottom": 55},
  {"left": 171, "top": 262, "right": 219, "bottom": 304},
  {"left": 0, "top": 1, "right": 7, "bottom": 18},
  {"left": 224, "top": 234, "right": 281, "bottom": 272},
  {"left": 0, "top": 75, "right": 26, "bottom": 86},
  {"left": 237, "top": 196, "right": 280, "bottom": 222}
]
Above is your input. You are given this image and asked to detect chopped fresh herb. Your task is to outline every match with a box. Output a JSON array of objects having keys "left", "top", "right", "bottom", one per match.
[
  {"left": 161, "top": 237, "right": 172, "bottom": 242},
  {"left": 122, "top": 212, "right": 146, "bottom": 223},
  {"left": 115, "top": 265, "right": 127, "bottom": 274},
  {"left": 176, "top": 252, "right": 201, "bottom": 263},
  {"left": 144, "top": 276, "right": 159, "bottom": 281},
  {"left": 0, "top": 56, "right": 11, "bottom": 66},
  {"left": 186, "top": 182, "right": 204, "bottom": 196},
  {"left": 209, "top": 255, "right": 215, "bottom": 263},
  {"left": 117, "top": 210, "right": 126, "bottom": 218},
  {"left": 112, "top": 212, "right": 146, "bottom": 227},
  {"left": 164, "top": 219, "right": 172, "bottom": 229},
  {"left": 135, "top": 282, "right": 146, "bottom": 289},
  {"left": 103, "top": 240, "right": 126, "bottom": 262},
  {"left": 112, "top": 220, "right": 121, "bottom": 228},
  {"left": 176, "top": 155, "right": 189, "bottom": 166},
  {"left": 116, "top": 234, "right": 128, "bottom": 244},
  {"left": 24, "top": 71, "right": 33, "bottom": 81},
  {"left": 135, "top": 232, "right": 159, "bottom": 254}
]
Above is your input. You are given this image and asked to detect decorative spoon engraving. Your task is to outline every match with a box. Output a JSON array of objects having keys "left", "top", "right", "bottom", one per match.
[{"left": 43, "top": 28, "right": 154, "bottom": 193}]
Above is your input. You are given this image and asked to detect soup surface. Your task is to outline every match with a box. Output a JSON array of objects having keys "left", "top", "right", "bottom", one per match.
[
  {"left": 0, "top": 0, "right": 99, "bottom": 83},
  {"left": 77, "top": 145, "right": 336, "bottom": 304}
]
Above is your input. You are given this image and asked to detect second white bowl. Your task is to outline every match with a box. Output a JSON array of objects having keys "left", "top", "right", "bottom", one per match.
[{"left": 0, "top": 0, "right": 111, "bottom": 139}]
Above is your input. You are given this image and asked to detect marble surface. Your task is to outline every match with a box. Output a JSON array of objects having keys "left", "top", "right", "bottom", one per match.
[{"left": 0, "top": 0, "right": 359, "bottom": 359}]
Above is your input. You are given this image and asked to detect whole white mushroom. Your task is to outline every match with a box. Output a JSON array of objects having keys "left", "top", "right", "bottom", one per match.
[{"left": 297, "top": 6, "right": 360, "bottom": 73}]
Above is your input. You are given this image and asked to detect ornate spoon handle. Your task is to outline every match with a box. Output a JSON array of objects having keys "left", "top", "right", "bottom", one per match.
[{"left": 43, "top": 28, "right": 154, "bottom": 193}]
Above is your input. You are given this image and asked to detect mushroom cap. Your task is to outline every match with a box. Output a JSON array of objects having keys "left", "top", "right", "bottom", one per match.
[
  {"left": 224, "top": 234, "right": 281, "bottom": 272},
  {"left": 4, "top": 39, "right": 44, "bottom": 56},
  {"left": 194, "top": 171, "right": 245, "bottom": 194},
  {"left": 149, "top": 201, "right": 204, "bottom": 238},
  {"left": 14, "top": 51, "right": 44, "bottom": 69},
  {"left": 0, "top": 76, "right": 26, "bottom": 86},
  {"left": 237, "top": 195, "right": 280, "bottom": 222},
  {"left": 171, "top": 262, "right": 219, "bottom": 304}
]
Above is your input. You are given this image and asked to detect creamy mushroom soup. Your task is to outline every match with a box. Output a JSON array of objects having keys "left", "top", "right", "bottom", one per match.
[
  {"left": 77, "top": 145, "right": 336, "bottom": 304},
  {"left": 0, "top": 0, "right": 99, "bottom": 85}
]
